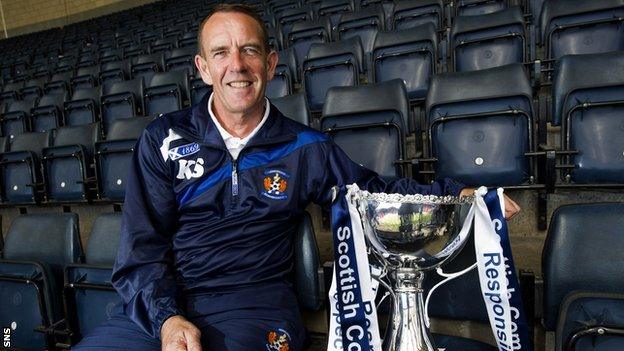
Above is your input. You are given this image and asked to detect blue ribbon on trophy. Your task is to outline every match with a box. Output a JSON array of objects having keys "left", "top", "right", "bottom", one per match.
[{"left": 327, "top": 185, "right": 532, "bottom": 351}]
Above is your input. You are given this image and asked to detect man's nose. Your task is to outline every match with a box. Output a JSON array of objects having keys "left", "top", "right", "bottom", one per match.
[{"left": 229, "top": 50, "right": 246, "bottom": 72}]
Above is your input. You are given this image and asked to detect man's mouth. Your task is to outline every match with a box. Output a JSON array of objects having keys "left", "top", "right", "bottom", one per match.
[{"left": 227, "top": 81, "right": 252, "bottom": 88}]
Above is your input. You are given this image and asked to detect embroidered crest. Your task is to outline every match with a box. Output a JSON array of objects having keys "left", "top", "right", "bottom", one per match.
[
  {"left": 261, "top": 169, "right": 290, "bottom": 200},
  {"left": 266, "top": 329, "right": 291, "bottom": 351}
]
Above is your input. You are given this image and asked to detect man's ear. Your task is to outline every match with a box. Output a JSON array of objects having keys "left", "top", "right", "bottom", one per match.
[
  {"left": 194, "top": 54, "right": 213, "bottom": 85},
  {"left": 266, "top": 50, "right": 278, "bottom": 81}
]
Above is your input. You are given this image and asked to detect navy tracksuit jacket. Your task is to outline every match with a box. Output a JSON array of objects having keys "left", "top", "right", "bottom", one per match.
[{"left": 112, "top": 93, "right": 465, "bottom": 339}]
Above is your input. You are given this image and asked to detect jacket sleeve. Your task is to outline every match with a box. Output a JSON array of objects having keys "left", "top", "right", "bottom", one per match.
[
  {"left": 111, "top": 129, "right": 182, "bottom": 338},
  {"left": 312, "top": 141, "right": 465, "bottom": 206}
]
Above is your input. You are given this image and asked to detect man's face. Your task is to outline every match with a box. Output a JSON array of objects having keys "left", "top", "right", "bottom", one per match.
[{"left": 195, "top": 12, "right": 277, "bottom": 117}]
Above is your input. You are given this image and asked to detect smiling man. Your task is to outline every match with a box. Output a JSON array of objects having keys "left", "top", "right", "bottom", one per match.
[{"left": 72, "top": 4, "right": 519, "bottom": 351}]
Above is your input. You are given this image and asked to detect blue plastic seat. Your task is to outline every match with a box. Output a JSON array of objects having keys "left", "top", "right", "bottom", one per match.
[
  {"left": 30, "top": 92, "right": 67, "bottom": 133},
  {"left": 321, "top": 79, "right": 409, "bottom": 179},
  {"left": 95, "top": 117, "right": 153, "bottom": 201},
  {"left": 337, "top": 7, "right": 384, "bottom": 59},
  {"left": 552, "top": 51, "right": 624, "bottom": 184},
  {"left": 42, "top": 123, "right": 101, "bottom": 202},
  {"left": 1, "top": 98, "right": 37, "bottom": 139},
  {"left": 451, "top": 6, "right": 526, "bottom": 72},
  {"left": 392, "top": 0, "right": 444, "bottom": 30},
  {"left": 99, "top": 59, "right": 131, "bottom": 84},
  {"left": 165, "top": 46, "right": 197, "bottom": 76},
  {"left": 144, "top": 71, "right": 189, "bottom": 116},
  {"left": 540, "top": 0, "right": 624, "bottom": 61},
  {"left": 64, "top": 212, "right": 123, "bottom": 344},
  {"left": 190, "top": 77, "right": 212, "bottom": 105},
  {"left": 131, "top": 52, "right": 164, "bottom": 81},
  {"left": 0, "top": 213, "right": 82, "bottom": 351},
  {"left": 100, "top": 78, "right": 143, "bottom": 133},
  {"left": 303, "top": 37, "right": 363, "bottom": 112},
  {"left": 543, "top": 203, "right": 624, "bottom": 351},
  {"left": 71, "top": 65, "right": 100, "bottom": 90},
  {"left": 425, "top": 64, "right": 534, "bottom": 186},
  {"left": 272, "top": 93, "right": 310, "bottom": 126},
  {"left": 266, "top": 48, "right": 297, "bottom": 99},
  {"left": 288, "top": 18, "right": 332, "bottom": 71},
  {"left": 457, "top": 0, "right": 507, "bottom": 16},
  {"left": 64, "top": 86, "right": 101, "bottom": 126},
  {"left": 372, "top": 23, "right": 437, "bottom": 101},
  {"left": 0, "top": 131, "right": 50, "bottom": 204}
]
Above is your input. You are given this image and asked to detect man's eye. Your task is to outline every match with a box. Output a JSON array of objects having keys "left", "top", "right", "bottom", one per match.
[
  {"left": 212, "top": 51, "right": 227, "bottom": 58},
  {"left": 243, "top": 47, "right": 260, "bottom": 55}
]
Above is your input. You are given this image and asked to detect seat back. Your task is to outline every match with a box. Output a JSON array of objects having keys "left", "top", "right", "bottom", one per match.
[
  {"left": 303, "top": 37, "right": 363, "bottom": 111},
  {"left": 96, "top": 117, "right": 153, "bottom": 201},
  {"left": 20, "top": 77, "right": 46, "bottom": 100},
  {"left": 267, "top": 48, "right": 297, "bottom": 98},
  {"left": 44, "top": 71, "right": 72, "bottom": 96},
  {"left": 131, "top": 52, "right": 164, "bottom": 81},
  {"left": 31, "top": 92, "right": 67, "bottom": 132},
  {"left": 288, "top": 18, "right": 332, "bottom": 68},
  {"left": 552, "top": 51, "right": 624, "bottom": 184},
  {"left": 426, "top": 64, "right": 533, "bottom": 186},
  {"left": 457, "top": 0, "right": 507, "bottom": 16},
  {"left": 101, "top": 78, "right": 143, "bottom": 132},
  {"left": 1, "top": 98, "right": 37, "bottom": 139},
  {"left": 99, "top": 59, "right": 131, "bottom": 84},
  {"left": 540, "top": 0, "right": 624, "bottom": 60},
  {"left": 272, "top": 93, "right": 310, "bottom": 126},
  {"left": 451, "top": 6, "right": 526, "bottom": 72},
  {"left": 319, "top": 0, "right": 354, "bottom": 27},
  {"left": 190, "top": 77, "right": 212, "bottom": 105},
  {"left": 392, "top": 0, "right": 444, "bottom": 30},
  {"left": 144, "top": 71, "right": 188, "bottom": 116},
  {"left": 338, "top": 7, "right": 384, "bottom": 56},
  {"left": 543, "top": 203, "right": 624, "bottom": 336},
  {"left": 165, "top": 46, "right": 197, "bottom": 76},
  {"left": 65, "top": 86, "right": 101, "bottom": 126},
  {"left": 372, "top": 23, "right": 437, "bottom": 101},
  {"left": 1, "top": 213, "right": 81, "bottom": 349},
  {"left": 322, "top": 80, "right": 409, "bottom": 178},
  {"left": 294, "top": 211, "right": 323, "bottom": 311},
  {"left": 71, "top": 65, "right": 100, "bottom": 89}
]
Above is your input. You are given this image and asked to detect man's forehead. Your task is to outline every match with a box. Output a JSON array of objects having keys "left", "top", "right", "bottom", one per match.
[{"left": 201, "top": 12, "right": 264, "bottom": 46}]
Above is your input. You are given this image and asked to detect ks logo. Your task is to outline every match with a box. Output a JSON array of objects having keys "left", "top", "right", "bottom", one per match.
[{"left": 176, "top": 158, "right": 205, "bottom": 180}]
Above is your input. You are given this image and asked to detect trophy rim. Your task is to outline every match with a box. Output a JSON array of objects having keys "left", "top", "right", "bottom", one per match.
[{"left": 356, "top": 190, "right": 474, "bottom": 205}]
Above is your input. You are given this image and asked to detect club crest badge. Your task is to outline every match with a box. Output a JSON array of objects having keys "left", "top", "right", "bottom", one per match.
[
  {"left": 262, "top": 169, "right": 290, "bottom": 200},
  {"left": 265, "top": 329, "right": 291, "bottom": 351}
]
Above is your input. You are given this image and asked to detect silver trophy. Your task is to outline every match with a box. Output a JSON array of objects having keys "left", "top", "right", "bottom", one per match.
[{"left": 352, "top": 190, "right": 474, "bottom": 351}]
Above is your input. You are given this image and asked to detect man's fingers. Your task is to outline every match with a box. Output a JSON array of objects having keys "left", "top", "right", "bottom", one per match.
[
  {"left": 184, "top": 330, "right": 202, "bottom": 351},
  {"left": 503, "top": 195, "right": 521, "bottom": 220}
]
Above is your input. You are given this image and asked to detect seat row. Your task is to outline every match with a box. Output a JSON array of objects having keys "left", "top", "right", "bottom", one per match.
[
  {"left": 0, "top": 210, "right": 322, "bottom": 351},
  {"left": 0, "top": 72, "right": 211, "bottom": 139}
]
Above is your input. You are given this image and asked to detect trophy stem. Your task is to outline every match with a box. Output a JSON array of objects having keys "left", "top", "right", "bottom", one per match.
[{"left": 383, "top": 268, "right": 437, "bottom": 351}]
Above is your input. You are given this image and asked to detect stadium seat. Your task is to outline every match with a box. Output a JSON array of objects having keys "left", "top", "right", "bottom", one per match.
[
  {"left": 0, "top": 132, "right": 49, "bottom": 204},
  {"left": 190, "top": 77, "right": 212, "bottom": 105},
  {"left": 318, "top": 0, "right": 354, "bottom": 28},
  {"left": 303, "top": 37, "right": 363, "bottom": 112},
  {"left": 278, "top": 6, "right": 315, "bottom": 43},
  {"left": 100, "top": 78, "right": 144, "bottom": 133},
  {"left": 456, "top": 0, "right": 507, "bottom": 16},
  {"left": 71, "top": 65, "right": 100, "bottom": 89},
  {"left": 42, "top": 123, "right": 101, "bottom": 202},
  {"left": 0, "top": 213, "right": 82, "bottom": 351},
  {"left": 64, "top": 212, "right": 123, "bottom": 344},
  {"left": 143, "top": 71, "right": 189, "bottom": 116},
  {"left": 98, "top": 48, "right": 123, "bottom": 64},
  {"left": 288, "top": 18, "right": 333, "bottom": 70},
  {"left": 337, "top": 6, "right": 384, "bottom": 58},
  {"left": 543, "top": 203, "right": 624, "bottom": 351},
  {"left": 99, "top": 59, "right": 131, "bottom": 84},
  {"left": 321, "top": 79, "right": 409, "bottom": 179},
  {"left": 150, "top": 37, "right": 177, "bottom": 53},
  {"left": 451, "top": 6, "right": 526, "bottom": 72},
  {"left": 425, "top": 63, "right": 534, "bottom": 186},
  {"left": 178, "top": 31, "right": 198, "bottom": 48},
  {"left": 165, "top": 46, "right": 197, "bottom": 76},
  {"left": 95, "top": 117, "right": 153, "bottom": 201},
  {"left": 266, "top": 48, "right": 297, "bottom": 99},
  {"left": 122, "top": 43, "right": 147, "bottom": 59},
  {"left": 64, "top": 86, "right": 101, "bottom": 126},
  {"left": 130, "top": 52, "right": 164, "bottom": 80},
  {"left": 31, "top": 92, "right": 67, "bottom": 132},
  {"left": 540, "top": 0, "right": 624, "bottom": 61},
  {"left": 0, "top": 80, "right": 24, "bottom": 104},
  {"left": 272, "top": 93, "right": 310, "bottom": 126},
  {"left": 1, "top": 98, "right": 37, "bottom": 139},
  {"left": 552, "top": 51, "right": 624, "bottom": 184},
  {"left": 20, "top": 77, "right": 47, "bottom": 100},
  {"left": 44, "top": 71, "right": 72, "bottom": 96},
  {"left": 294, "top": 211, "right": 323, "bottom": 312},
  {"left": 371, "top": 23, "right": 437, "bottom": 102},
  {"left": 392, "top": 0, "right": 444, "bottom": 30},
  {"left": 0, "top": 136, "right": 7, "bottom": 153}
]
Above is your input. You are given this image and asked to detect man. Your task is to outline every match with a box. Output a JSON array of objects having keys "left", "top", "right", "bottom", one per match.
[{"left": 73, "top": 4, "right": 520, "bottom": 351}]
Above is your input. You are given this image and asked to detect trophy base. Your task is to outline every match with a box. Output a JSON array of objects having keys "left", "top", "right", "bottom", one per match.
[{"left": 383, "top": 268, "right": 437, "bottom": 351}]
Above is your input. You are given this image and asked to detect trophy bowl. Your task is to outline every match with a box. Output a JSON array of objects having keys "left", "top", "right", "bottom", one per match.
[{"left": 352, "top": 190, "right": 474, "bottom": 351}]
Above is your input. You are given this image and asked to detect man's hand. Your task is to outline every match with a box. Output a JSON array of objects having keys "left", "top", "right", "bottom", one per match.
[
  {"left": 161, "top": 315, "right": 202, "bottom": 351},
  {"left": 459, "top": 188, "right": 521, "bottom": 220}
]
